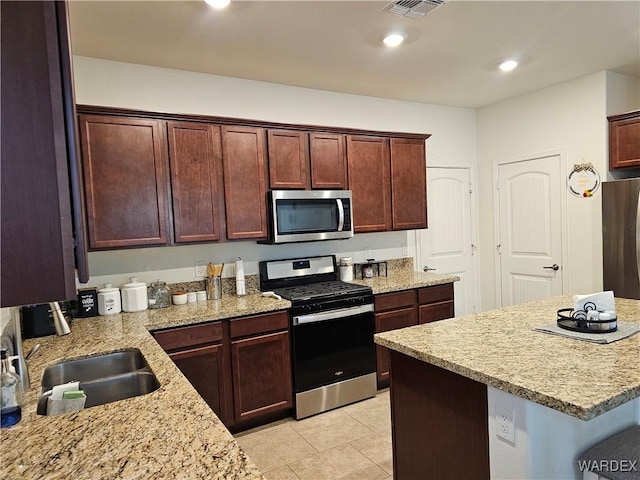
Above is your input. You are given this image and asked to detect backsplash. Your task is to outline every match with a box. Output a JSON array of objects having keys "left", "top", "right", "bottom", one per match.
[
  {"left": 169, "top": 275, "right": 260, "bottom": 296},
  {"left": 78, "top": 232, "right": 415, "bottom": 292},
  {"left": 166, "top": 258, "right": 413, "bottom": 295}
]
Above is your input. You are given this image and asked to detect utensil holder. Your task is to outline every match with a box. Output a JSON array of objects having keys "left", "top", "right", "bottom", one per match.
[{"left": 206, "top": 277, "right": 221, "bottom": 300}]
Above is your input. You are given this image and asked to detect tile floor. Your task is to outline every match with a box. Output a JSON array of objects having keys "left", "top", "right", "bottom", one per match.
[{"left": 234, "top": 390, "right": 393, "bottom": 480}]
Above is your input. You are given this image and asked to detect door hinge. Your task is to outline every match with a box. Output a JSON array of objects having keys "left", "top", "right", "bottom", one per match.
[{"left": 496, "top": 244, "right": 501, "bottom": 255}]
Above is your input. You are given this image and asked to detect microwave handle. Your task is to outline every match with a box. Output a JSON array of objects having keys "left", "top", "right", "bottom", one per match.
[{"left": 337, "top": 199, "right": 344, "bottom": 231}]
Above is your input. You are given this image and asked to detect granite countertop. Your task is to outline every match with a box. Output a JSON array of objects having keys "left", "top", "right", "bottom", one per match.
[
  {"left": 375, "top": 295, "right": 640, "bottom": 420},
  {"left": 1, "top": 270, "right": 454, "bottom": 479},
  {"left": 0, "top": 292, "right": 289, "bottom": 480},
  {"left": 352, "top": 270, "right": 459, "bottom": 294}
]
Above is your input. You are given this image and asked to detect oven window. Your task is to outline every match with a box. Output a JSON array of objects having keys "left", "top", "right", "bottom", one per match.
[
  {"left": 291, "top": 312, "right": 375, "bottom": 393},
  {"left": 276, "top": 199, "right": 338, "bottom": 234}
]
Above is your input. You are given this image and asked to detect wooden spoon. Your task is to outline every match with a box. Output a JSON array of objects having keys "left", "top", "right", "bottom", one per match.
[{"left": 207, "top": 262, "right": 215, "bottom": 278}]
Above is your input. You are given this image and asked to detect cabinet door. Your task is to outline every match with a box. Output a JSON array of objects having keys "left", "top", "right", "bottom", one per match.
[
  {"left": 221, "top": 126, "right": 269, "bottom": 239},
  {"left": 419, "top": 301, "right": 455, "bottom": 324},
  {"left": 1, "top": 1, "right": 81, "bottom": 306},
  {"left": 390, "top": 138, "right": 427, "bottom": 229},
  {"left": 609, "top": 113, "right": 640, "bottom": 169},
  {"left": 267, "top": 129, "right": 310, "bottom": 189},
  {"left": 169, "top": 344, "right": 230, "bottom": 425},
  {"left": 79, "top": 115, "right": 169, "bottom": 249},
  {"left": 375, "top": 306, "right": 418, "bottom": 384},
  {"left": 167, "top": 122, "right": 225, "bottom": 242},
  {"left": 346, "top": 135, "right": 391, "bottom": 232},
  {"left": 231, "top": 330, "right": 293, "bottom": 423},
  {"left": 309, "top": 133, "right": 347, "bottom": 189}
]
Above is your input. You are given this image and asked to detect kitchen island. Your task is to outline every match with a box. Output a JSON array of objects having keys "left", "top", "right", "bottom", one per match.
[{"left": 374, "top": 296, "right": 640, "bottom": 479}]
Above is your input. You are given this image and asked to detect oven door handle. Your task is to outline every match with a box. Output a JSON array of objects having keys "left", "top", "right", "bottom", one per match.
[{"left": 293, "top": 304, "right": 374, "bottom": 325}]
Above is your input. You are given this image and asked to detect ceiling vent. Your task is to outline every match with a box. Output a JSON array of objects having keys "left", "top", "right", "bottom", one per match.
[{"left": 383, "top": 0, "right": 446, "bottom": 19}]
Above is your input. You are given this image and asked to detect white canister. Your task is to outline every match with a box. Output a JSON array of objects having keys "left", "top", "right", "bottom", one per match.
[
  {"left": 339, "top": 257, "right": 354, "bottom": 282},
  {"left": 98, "top": 284, "right": 122, "bottom": 315},
  {"left": 121, "top": 277, "right": 148, "bottom": 312}
]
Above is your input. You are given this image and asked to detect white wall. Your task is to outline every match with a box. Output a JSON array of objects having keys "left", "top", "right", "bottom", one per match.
[
  {"left": 488, "top": 386, "right": 640, "bottom": 479},
  {"left": 476, "top": 72, "right": 640, "bottom": 310},
  {"left": 72, "top": 56, "right": 477, "bottom": 288}
]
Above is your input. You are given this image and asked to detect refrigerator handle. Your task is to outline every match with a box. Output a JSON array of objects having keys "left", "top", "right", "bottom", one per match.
[{"left": 637, "top": 190, "right": 640, "bottom": 282}]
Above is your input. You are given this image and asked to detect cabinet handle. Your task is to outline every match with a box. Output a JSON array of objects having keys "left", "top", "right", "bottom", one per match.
[{"left": 423, "top": 266, "right": 436, "bottom": 272}]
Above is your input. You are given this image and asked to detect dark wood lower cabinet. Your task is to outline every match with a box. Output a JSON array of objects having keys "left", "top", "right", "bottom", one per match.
[
  {"left": 153, "top": 321, "right": 231, "bottom": 425},
  {"left": 168, "top": 344, "right": 230, "bottom": 425},
  {"left": 375, "top": 305, "right": 418, "bottom": 385},
  {"left": 231, "top": 330, "right": 293, "bottom": 423},
  {"left": 153, "top": 310, "right": 292, "bottom": 431},
  {"left": 389, "top": 350, "right": 489, "bottom": 479},
  {"left": 374, "top": 284, "right": 454, "bottom": 387}
]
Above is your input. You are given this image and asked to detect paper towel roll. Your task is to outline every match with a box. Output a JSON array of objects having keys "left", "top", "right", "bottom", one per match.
[
  {"left": 573, "top": 291, "right": 615, "bottom": 312},
  {"left": 235, "top": 257, "right": 246, "bottom": 296}
]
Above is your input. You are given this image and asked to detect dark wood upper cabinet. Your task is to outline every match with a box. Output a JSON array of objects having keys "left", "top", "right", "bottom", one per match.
[
  {"left": 1, "top": 0, "right": 87, "bottom": 306},
  {"left": 390, "top": 138, "right": 427, "bottom": 230},
  {"left": 221, "top": 126, "right": 269, "bottom": 240},
  {"left": 609, "top": 111, "right": 640, "bottom": 169},
  {"left": 267, "top": 129, "right": 310, "bottom": 189},
  {"left": 346, "top": 135, "right": 392, "bottom": 233},
  {"left": 309, "top": 133, "right": 348, "bottom": 189},
  {"left": 79, "top": 115, "right": 169, "bottom": 249},
  {"left": 167, "top": 122, "right": 225, "bottom": 243}
]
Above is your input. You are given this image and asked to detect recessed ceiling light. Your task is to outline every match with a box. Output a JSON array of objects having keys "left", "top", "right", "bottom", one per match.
[
  {"left": 499, "top": 60, "right": 518, "bottom": 72},
  {"left": 204, "top": 0, "right": 230, "bottom": 9},
  {"left": 383, "top": 33, "right": 405, "bottom": 47}
]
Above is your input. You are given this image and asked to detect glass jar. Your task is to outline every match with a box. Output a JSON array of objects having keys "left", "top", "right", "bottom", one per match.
[{"left": 148, "top": 280, "right": 170, "bottom": 309}]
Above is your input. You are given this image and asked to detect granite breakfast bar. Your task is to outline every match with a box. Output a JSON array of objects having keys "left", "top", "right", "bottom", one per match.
[{"left": 375, "top": 296, "right": 640, "bottom": 480}]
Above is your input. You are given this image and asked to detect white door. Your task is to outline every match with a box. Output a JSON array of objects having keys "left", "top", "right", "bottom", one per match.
[
  {"left": 417, "top": 167, "right": 475, "bottom": 315},
  {"left": 496, "top": 156, "right": 563, "bottom": 306}
]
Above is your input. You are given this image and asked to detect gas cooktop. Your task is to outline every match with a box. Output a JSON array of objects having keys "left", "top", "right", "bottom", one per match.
[
  {"left": 273, "top": 280, "right": 371, "bottom": 302},
  {"left": 259, "top": 255, "right": 372, "bottom": 305}
]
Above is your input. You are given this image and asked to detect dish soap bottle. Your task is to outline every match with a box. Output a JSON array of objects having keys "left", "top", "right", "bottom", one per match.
[{"left": 1, "top": 348, "right": 22, "bottom": 428}]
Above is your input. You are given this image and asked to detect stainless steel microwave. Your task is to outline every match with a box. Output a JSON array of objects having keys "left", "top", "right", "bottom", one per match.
[{"left": 265, "top": 190, "right": 354, "bottom": 244}]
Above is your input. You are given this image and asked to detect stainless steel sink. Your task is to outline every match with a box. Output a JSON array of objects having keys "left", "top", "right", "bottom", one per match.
[
  {"left": 37, "top": 349, "right": 160, "bottom": 415},
  {"left": 41, "top": 349, "right": 150, "bottom": 389}
]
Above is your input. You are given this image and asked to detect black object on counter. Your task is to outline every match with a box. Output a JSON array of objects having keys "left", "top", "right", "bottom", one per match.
[
  {"left": 556, "top": 308, "right": 617, "bottom": 334},
  {"left": 75, "top": 288, "right": 98, "bottom": 317},
  {"left": 21, "top": 304, "right": 56, "bottom": 338}
]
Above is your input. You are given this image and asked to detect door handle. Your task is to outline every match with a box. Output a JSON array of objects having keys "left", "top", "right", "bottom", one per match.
[
  {"left": 423, "top": 266, "right": 436, "bottom": 272},
  {"left": 543, "top": 264, "right": 560, "bottom": 271}
]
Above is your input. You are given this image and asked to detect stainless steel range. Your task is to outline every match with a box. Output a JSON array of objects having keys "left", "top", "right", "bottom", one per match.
[{"left": 259, "top": 255, "right": 376, "bottom": 419}]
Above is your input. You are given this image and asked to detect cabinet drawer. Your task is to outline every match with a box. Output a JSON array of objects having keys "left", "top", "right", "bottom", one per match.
[
  {"left": 229, "top": 311, "right": 289, "bottom": 339},
  {"left": 375, "top": 305, "right": 418, "bottom": 333},
  {"left": 418, "top": 283, "right": 454, "bottom": 305},
  {"left": 419, "top": 301, "right": 454, "bottom": 324},
  {"left": 375, "top": 290, "right": 417, "bottom": 312},
  {"left": 153, "top": 321, "right": 223, "bottom": 351}
]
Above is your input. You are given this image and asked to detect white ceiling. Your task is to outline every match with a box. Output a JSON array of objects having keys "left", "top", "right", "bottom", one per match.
[{"left": 68, "top": 0, "right": 640, "bottom": 109}]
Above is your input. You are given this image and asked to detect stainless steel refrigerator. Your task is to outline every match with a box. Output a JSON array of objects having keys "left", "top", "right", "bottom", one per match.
[{"left": 602, "top": 178, "right": 640, "bottom": 299}]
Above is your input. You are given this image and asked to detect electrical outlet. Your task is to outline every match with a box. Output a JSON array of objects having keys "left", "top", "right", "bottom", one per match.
[
  {"left": 194, "top": 262, "right": 207, "bottom": 278},
  {"left": 495, "top": 403, "right": 515, "bottom": 444}
]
